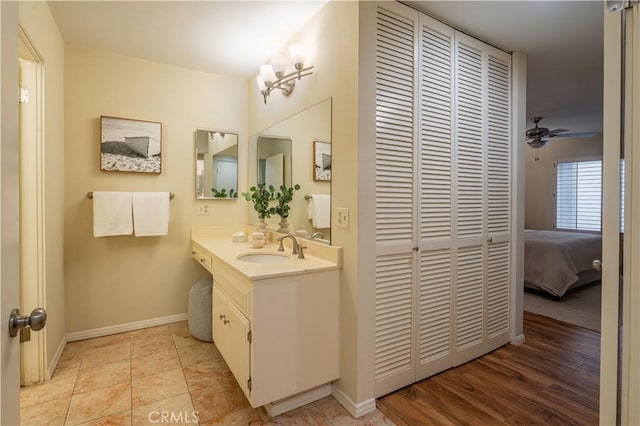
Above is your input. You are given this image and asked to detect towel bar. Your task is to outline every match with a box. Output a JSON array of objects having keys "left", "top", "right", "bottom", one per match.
[{"left": 87, "top": 192, "right": 175, "bottom": 199}]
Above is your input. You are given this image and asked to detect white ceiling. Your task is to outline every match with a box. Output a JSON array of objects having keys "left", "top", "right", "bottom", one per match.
[
  {"left": 48, "top": 0, "right": 604, "bottom": 134},
  {"left": 48, "top": 1, "right": 328, "bottom": 78}
]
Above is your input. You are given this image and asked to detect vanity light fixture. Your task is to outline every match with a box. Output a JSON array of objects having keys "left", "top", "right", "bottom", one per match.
[{"left": 256, "top": 43, "right": 314, "bottom": 104}]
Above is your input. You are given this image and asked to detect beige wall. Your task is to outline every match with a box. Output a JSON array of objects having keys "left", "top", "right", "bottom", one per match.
[
  {"left": 247, "top": 1, "right": 364, "bottom": 405},
  {"left": 525, "top": 136, "right": 603, "bottom": 230},
  {"left": 18, "top": 1, "right": 66, "bottom": 371},
  {"left": 64, "top": 47, "right": 248, "bottom": 333}
]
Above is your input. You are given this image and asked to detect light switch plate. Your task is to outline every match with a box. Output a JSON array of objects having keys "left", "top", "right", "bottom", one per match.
[
  {"left": 336, "top": 207, "right": 349, "bottom": 228},
  {"left": 197, "top": 204, "right": 210, "bottom": 216}
]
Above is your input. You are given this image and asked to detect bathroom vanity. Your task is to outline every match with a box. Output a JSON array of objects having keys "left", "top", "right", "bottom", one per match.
[{"left": 190, "top": 226, "right": 341, "bottom": 416}]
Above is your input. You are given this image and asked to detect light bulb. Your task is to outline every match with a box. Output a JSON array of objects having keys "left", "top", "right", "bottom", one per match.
[
  {"left": 259, "top": 64, "right": 276, "bottom": 86},
  {"left": 289, "top": 43, "right": 306, "bottom": 70},
  {"left": 256, "top": 75, "right": 267, "bottom": 92},
  {"left": 271, "top": 54, "right": 288, "bottom": 78}
]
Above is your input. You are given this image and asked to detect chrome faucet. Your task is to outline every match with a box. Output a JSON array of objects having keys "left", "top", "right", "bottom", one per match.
[
  {"left": 277, "top": 233, "right": 307, "bottom": 259},
  {"left": 277, "top": 234, "right": 299, "bottom": 255},
  {"left": 310, "top": 232, "right": 325, "bottom": 240}
]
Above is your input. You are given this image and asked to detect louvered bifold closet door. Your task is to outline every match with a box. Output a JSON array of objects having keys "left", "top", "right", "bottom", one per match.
[
  {"left": 453, "top": 33, "right": 488, "bottom": 364},
  {"left": 415, "top": 14, "right": 456, "bottom": 380},
  {"left": 374, "top": 2, "right": 419, "bottom": 397},
  {"left": 485, "top": 48, "right": 511, "bottom": 344}
]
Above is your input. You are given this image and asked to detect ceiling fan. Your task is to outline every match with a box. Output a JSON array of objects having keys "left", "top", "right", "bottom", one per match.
[{"left": 525, "top": 116, "right": 596, "bottom": 149}]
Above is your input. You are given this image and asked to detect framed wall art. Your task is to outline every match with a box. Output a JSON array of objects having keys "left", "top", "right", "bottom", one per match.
[
  {"left": 100, "top": 116, "right": 162, "bottom": 174},
  {"left": 313, "top": 140, "right": 331, "bottom": 181}
]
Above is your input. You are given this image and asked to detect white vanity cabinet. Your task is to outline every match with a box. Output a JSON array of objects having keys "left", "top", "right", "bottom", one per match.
[
  {"left": 212, "top": 285, "right": 251, "bottom": 399},
  {"left": 191, "top": 235, "right": 341, "bottom": 413}
]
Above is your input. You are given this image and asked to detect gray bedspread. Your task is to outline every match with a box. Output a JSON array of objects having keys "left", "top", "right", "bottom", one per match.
[{"left": 524, "top": 230, "right": 602, "bottom": 297}]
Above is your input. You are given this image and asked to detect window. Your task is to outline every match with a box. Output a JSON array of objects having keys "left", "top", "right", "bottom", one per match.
[
  {"left": 556, "top": 159, "right": 625, "bottom": 232},
  {"left": 556, "top": 160, "right": 602, "bottom": 231}
]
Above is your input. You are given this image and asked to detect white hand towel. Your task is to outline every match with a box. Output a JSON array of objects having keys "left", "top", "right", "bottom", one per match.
[
  {"left": 309, "top": 194, "right": 331, "bottom": 229},
  {"left": 93, "top": 192, "right": 133, "bottom": 237},
  {"left": 132, "top": 192, "right": 170, "bottom": 237}
]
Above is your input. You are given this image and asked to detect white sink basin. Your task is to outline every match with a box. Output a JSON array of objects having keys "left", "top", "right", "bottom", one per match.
[{"left": 237, "top": 252, "right": 289, "bottom": 264}]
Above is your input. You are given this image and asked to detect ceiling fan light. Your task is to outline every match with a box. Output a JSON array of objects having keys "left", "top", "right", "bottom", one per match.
[{"left": 528, "top": 140, "right": 547, "bottom": 149}]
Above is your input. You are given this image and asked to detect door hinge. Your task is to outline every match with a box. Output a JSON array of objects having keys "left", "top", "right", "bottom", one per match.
[
  {"left": 247, "top": 331, "right": 252, "bottom": 343},
  {"left": 247, "top": 377, "right": 252, "bottom": 391},
  {"left": 19, "top": 87, "right": 29, "bottom": 104}
]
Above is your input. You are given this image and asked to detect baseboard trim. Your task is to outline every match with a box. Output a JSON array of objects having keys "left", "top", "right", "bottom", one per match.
[
  {"left": 264, "top": 384, "right": 332, "bottom": 417},
  {"left": 66, "top": 313, "right": 188, "bottom": 342},
  {"left": 331, "top": 385, "right": 377, "bottom": 418},
  {"left": 511, "top": 333, "right": 526, "bottom": 346},
  {"left": 47, "top": 336, "right": 67, "bottom": 379}
]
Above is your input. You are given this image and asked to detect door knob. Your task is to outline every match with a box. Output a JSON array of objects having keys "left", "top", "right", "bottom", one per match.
[
  {"left": 592, "top": 259, "right": 602, "bottom": 271},
  {"left": 8, "top": 307, "right": 47, "bottom": 338}
]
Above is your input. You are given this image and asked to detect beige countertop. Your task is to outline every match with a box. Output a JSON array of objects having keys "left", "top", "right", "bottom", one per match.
[{"left": 191, "top": 234, "right": 341, "bottom": 280}]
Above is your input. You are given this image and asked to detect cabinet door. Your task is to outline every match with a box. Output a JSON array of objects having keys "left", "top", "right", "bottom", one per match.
[
  {"left": 212, "top": 286, "right": 228, "bottom": 354},
  {"left": 225, "top": 301, "right": 251, "bottom": 400}
]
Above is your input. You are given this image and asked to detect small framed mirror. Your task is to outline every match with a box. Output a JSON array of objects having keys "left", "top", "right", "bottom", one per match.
[{"left": 195, "top": 130, "right": 239, "bottom": 199}]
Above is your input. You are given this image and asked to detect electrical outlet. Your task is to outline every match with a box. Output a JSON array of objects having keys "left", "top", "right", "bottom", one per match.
[
  {"left": 336, "top": 207, "right": 349, "bottom": 228},
  {"left": 197, "top": 204, "right": 210, "bottom": 216}
]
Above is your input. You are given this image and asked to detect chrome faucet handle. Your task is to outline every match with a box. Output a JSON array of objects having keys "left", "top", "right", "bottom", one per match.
[{"left": 298, "top": 245, "right": 307, "bottom": 259}]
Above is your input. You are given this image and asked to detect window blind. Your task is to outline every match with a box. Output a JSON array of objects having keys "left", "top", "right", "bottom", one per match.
[{"left": 556, "top": 160, "right": 602, "bottom": 231}]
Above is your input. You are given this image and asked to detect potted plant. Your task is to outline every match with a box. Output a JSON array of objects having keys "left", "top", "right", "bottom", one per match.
[
  {"left": 274, "top": 184, "right": 301, "bottom": 233},
  {"left": 242, "top": 183, "right": 276, "bottom": 233}
]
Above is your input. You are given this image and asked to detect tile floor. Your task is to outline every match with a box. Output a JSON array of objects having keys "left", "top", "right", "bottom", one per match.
[{"left": 20, "top": 321, "right": 395, "bottom": 426}]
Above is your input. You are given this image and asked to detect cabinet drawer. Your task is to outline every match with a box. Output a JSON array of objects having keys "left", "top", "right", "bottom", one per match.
[
  {"left": 213, "top": 263, "right": 251, "bottom": 316},
  {"left": 191, "top": 245, "right": 212, "bottom": 273}
]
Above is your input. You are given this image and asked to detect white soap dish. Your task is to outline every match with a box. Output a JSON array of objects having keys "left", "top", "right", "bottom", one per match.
[{"left": 232, "top": 232, "right": 248, "bottom": 243}]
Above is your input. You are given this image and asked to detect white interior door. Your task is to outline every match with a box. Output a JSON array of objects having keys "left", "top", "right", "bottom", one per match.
[
  {"left": 1, "top": 2, "right": 22, "bottom": 424},
  {"left": 265, "top": 153, "right": 284, "bottom": 189},
  {"left": 620, "top": 4, "right": 640, "bottom": 424},
  {"left": 601, "top": 5, "right": 623, "bottom": 424},
  {"left": 214, "top": 159, "right": 238, "bottom": 193}
]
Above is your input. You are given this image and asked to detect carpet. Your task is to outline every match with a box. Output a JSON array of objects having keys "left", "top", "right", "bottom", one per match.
[{"left": 523, "top": 281, "right": 601, "bottom": 332}]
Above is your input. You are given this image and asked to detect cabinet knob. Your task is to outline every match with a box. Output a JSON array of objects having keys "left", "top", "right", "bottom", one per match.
[
  {"left": 223, "top": 319, "right": 230, "bottom": 325},
  {"left": 191, "top": 251, "right": 196, "bottom": 255},
  {"left": 200, "top": 258, "right": 206, "bottom": 263},
  {"left": 219, "top": 314, "right": 225, "bottom": 320}
]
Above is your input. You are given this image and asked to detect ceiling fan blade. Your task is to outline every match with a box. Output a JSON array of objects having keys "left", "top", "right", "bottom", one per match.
[
  {"left": 552, "top": 132, "right": 597, "bottom": 139},
  {"left": 546, "top": 128, "right": 570, "bottom": 135}
]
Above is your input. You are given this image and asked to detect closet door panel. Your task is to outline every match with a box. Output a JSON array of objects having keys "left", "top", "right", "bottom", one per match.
[
  {"left": 374, "top": 2, "right": 419, "bottom": 397},
  {"left": 416, "top": 14, "right": 455, "bottom": 381},
  {"left": 416, "top": 249, "right": 453, "bottom": 378},
  {"left": 487, "top": 52, "right": 512, "bottom": 238},
  {"left": 455, "top": 39, "right": 485, "bottom": 242},
  {"left": 455, "top": 245, "right": 484, "bottom": 351},
  {"left": 487, "top": 241, "right": 510, "bottom": 339},
  {"left": 419, "top": 19, "right": 455, "bottom": 244},
  {"left": 375, "top": 6, "right": 416, "bottom": 248},
  {"left": 375, "top": 254, "right": 415, "bottom": 392}
]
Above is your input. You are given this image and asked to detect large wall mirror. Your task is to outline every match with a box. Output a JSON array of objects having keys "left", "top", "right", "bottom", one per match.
[
  {"left": 248, "top": 98, "right": 332, "bottom": 243},
  {"left": 195, "top": 130, "right": 239, "bottom": 199}
]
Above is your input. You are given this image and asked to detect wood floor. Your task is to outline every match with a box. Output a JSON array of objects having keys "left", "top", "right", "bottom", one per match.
[{"left": 377, "top": 312, "right": 600, "bottom": 425}]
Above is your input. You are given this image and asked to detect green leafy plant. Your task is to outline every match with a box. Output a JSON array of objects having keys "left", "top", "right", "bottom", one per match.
[
  {"left": 211, "top": 188, "right": 237, "bottom": 198},
  {"left": 274, "top": 184, "right": 301, "bottom": 219},
  {"left": 242, "top": 183, "right": 276, "bottom": 219}
]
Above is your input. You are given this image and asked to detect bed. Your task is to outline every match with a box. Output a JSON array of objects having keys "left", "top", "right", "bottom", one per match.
[{"left": 524, "top": 230, "right": 602, "bottom": 298}]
